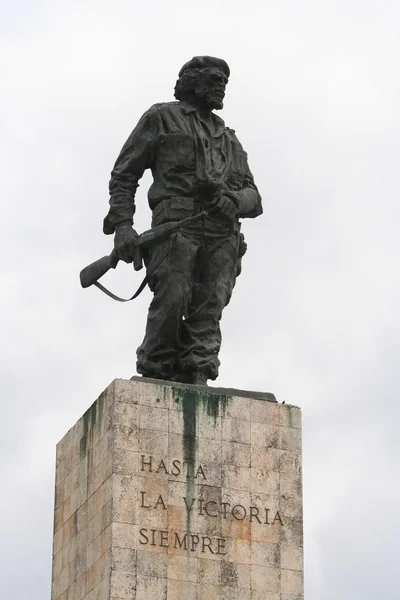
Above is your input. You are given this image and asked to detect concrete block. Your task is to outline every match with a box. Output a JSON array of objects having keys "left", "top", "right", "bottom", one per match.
[{"left": 51, "top": 378, "right": 303, "bottom": 599}]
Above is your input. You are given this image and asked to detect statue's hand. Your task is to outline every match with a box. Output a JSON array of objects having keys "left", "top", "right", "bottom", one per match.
[
  {"left": 208, "top": 193, "right": 239, "bottom": 219},
  {"left": 114, "top": 223, "right": 139, "bottom": 263}
]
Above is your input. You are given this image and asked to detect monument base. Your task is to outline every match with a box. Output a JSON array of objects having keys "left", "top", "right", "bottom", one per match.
[{"left": 51, "top": 378, "right": 303, "bottom": 600}]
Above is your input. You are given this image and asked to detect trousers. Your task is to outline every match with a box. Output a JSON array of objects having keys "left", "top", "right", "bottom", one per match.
[{"left": 136, "top": 212, "right": 240, "bottom": 381}]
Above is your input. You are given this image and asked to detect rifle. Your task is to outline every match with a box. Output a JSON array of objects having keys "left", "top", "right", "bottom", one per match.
[{"left": 80, "top": 212, "right": 206, "bottom": 296}]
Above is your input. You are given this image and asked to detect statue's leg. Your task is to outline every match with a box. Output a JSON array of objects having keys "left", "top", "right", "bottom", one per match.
[
  {"left": 179, "top": 222, "right": 239, "bottom": 381},
  {"left": 136, "top": 230, "right": 199, "bottom": 381}
]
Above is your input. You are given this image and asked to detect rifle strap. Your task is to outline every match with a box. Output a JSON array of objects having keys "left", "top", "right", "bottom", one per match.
[
  {"left": 92, "top": 243, "right": 172, "bottom": 302},
  {"left": 94, "top": 275, "right": 148, "bottom": 302}
]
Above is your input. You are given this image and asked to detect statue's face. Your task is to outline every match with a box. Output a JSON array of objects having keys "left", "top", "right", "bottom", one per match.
[{"left": 194, "top": 67, "right": 228, "bottom": 110}]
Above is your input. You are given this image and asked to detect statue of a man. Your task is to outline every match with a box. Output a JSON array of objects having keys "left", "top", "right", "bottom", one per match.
[{"left": 103, "top": 56, "right": 263, "bottom": 385}]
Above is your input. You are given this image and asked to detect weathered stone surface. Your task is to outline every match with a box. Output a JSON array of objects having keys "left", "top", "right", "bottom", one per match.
[{"left": 51, "top": 378, "right": 303, "bottom": 599}]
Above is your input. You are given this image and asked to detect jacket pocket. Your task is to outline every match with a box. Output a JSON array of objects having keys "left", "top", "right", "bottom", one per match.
[
  {"left": 152, "top": 197, "right": 196, "bottom": 226},
  {"left": 158, "top": 133, "right": 195, "bottom": 165}
]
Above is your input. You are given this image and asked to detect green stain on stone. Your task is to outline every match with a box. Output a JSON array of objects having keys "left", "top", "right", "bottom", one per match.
[
  {"left": 180, "top": 389, "right": 197, "bottom": 463},
  {"left": 172, "top": 387, "right": 231, "bottom": 533},
  {"left": 286, "top": 407, "right": 292, "bottom": 427},
  {"left": 284, "top": 405, "right": 296, "bottom": 428},
  {"left": 80, "top": 405, "right": 91, "bottom": 459},
  {"left": 97, "top": 392, "right": 104, "bottom": 423},
  {"left": 199, "top": 390, "right": 229, "bottom": 423},
  {"left": 79, "top": 393, "right": 105, "bottom": 459},
  {"left": 174, "top": 388, "right": 197, "bottom": 533},
  {"left": 174, "top": 387, "right": 230, "bottom": 426}
]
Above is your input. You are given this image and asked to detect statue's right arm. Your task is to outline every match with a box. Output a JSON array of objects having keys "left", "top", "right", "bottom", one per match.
[{"left": 103, "top": 107, "right": 162, "bottom": 236}]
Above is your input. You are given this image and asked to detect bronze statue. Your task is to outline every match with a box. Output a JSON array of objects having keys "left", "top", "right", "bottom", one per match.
[{"left": 99, "top": 56, "right": 263, "bottom": 385}]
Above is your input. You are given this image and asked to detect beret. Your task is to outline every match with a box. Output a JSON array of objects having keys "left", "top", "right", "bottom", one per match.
[{"left": 178, "top": 56, "right": 230, "bottom": 78}]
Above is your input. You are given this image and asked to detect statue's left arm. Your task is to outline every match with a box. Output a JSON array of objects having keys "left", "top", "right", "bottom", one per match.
[
  {"left": 234, "top": 163, "right": 263, "bottom": 219},
  {"left": 230, "top": 132, "right": 263, "bottom": 219},
  {"left": 211, "top": 131, "right": 263, "bottom": 220}
]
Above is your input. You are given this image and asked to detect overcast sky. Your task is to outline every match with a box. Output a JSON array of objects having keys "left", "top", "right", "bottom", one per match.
[{"left": 1, "top": 0, "right": 399, "bottom": 598}]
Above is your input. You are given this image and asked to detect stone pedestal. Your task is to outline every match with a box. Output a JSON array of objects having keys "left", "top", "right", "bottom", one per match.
[{"left": 51, "top": 378, "right": 303, "bottom": 600}]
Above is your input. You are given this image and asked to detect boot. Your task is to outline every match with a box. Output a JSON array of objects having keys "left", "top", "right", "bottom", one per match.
[{"left": 188, "top": 371, "right": 208, "bottom": 386}]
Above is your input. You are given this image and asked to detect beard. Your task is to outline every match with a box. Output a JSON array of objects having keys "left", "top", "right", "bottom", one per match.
[
  {"left": 207, "top": 91, "right": 224, "bottom": 110},
  {"left": 193, "top": 82, "right": 226, "bottom": 110}
]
